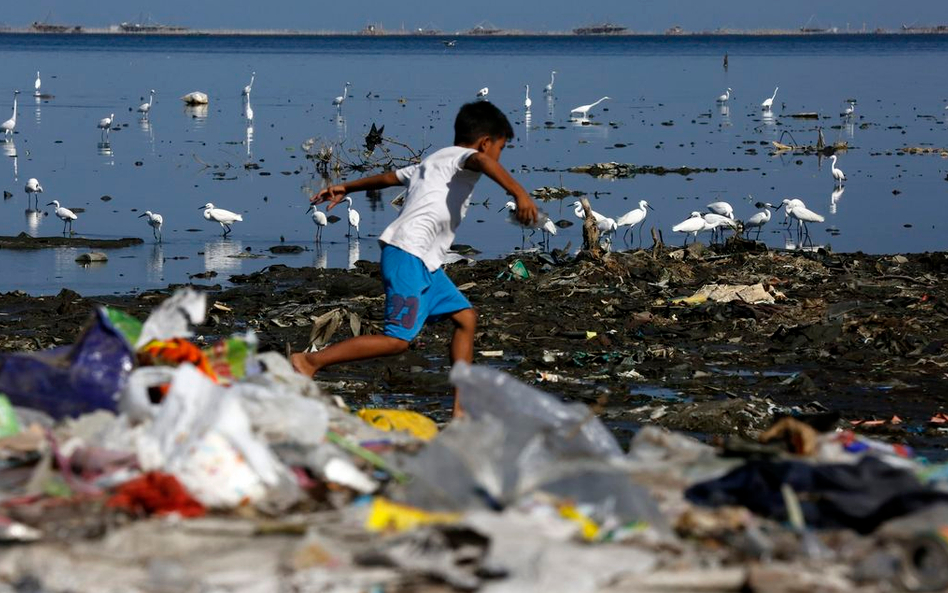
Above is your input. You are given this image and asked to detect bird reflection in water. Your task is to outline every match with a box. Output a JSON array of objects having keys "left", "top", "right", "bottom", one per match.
[
  {"left": 2, "top": 140, "right": 16, "bottom": 180},
  {"left": 347, "top": 239, "right": 360, "bottom": 270},
  {"left": 24, "top": 209, "right": 42, "bottom": 236},
  {"left": 147, "top": 242, "right": 164, "bottom": 283},
  {"left": 203, "top": 238, "right": 244, "bottom": 274},
  {"left": 98, "top": 141, "right": 113, "bottom": 165},
  {"left": 313, "top": 245, "right": 328, "bottom": 269},
  {"left": 830, "top": 186, "right": 845, "bottom": 215}
]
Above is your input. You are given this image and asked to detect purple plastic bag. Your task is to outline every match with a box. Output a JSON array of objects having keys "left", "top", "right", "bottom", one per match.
[{"left": 0, "top": 308, "right": 133, "bottom": 419}]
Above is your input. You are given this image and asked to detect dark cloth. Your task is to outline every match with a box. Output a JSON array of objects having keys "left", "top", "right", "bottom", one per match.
[{"left": 685, "top": 457, "right": 948, "bottom": 534}]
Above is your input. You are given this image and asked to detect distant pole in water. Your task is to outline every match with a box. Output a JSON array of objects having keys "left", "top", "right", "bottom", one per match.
[{"left": 723, "top": 53, "right": 728, "bottom": 70}]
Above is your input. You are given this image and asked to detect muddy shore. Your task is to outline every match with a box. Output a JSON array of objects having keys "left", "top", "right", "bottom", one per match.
[{"left": 2, "top": 240, "right": 947, "bottom": 454}]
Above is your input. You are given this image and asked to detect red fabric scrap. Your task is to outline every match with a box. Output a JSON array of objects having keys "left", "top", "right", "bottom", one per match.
[{"left": 107, "top": 472, "right": 205, "bottom": 518}]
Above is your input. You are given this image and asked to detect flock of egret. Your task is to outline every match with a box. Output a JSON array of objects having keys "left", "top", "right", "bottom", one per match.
[{"left": 0, "top": 63, "right": 865, "bottom": 255}]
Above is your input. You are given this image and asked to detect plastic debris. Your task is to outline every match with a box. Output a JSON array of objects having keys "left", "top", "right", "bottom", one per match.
[{"left": 356, "top": 409, "right": 439, "bottom": 441}]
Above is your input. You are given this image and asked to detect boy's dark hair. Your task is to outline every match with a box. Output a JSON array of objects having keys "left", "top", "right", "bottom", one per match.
[{"left": 454, "top": 101, "right": 514, "bottom": 145}]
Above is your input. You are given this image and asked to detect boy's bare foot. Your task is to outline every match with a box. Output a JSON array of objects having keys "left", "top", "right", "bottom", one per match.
[{"left": 290, "top": 352, "right": 318, "bottom": 378}]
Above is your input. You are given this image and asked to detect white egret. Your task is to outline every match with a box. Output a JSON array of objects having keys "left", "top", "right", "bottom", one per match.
[
  {"left": 743, "top": 202, "right": 773, "bottom": 240},
  {"left": 1, "top": 90, "right": 20, "bottom": 137},
  {"left": 544, "top": 71, "right": 556, "bottom": 94},
  {"left": 307, "top": 204, "right": 328, "bottom": 242},
  {"left": 200, "top": 202, "right": 243, "bottom": 236},
  {"left": 829, "top": 154, "right": 846, "bottom": 187},
  {"left": 242, "top": 71, "right": 255, "bottom": 96},
  {"left": 761, "top": 87, "right": 778, "bottom": 110},
  {"left": 98, "top": 113, "right": 114, "bottom": 138},
  {"left": 476, "top": 87, "right": 489, "bottom": 100},
  {"left": 333, "top": 82, "right": 351, "bottom": 109},
  {"left": 597, "top": 217, "right": 618, "bottom": 250},
  {"left": 24, "top": 177, "right": 42, "bottom": 209},
  {"left": 842, "top": 100, "right": 855, "bottom": 117},
  {"left": 47, "top": 200, "right": 77, "bottom": 234},
  {"left": 571, "top": 200, "right": 605, "bottom": 223},
  {"left": 524, "top": 84, "right": 532, "bottom": 110},
  {"left": 181, "top": 92, "right": 209, "bottom": 105},
  {"left": 703, "top": 212, "right": 739, "bottom": 242},
  {"left": 784, "top": 199, "right": 824, "bottom": 242},
  {"left": 344, "top": 196, "right": 360, "bottom": 239},
  {"left": 137, "top": 90, "right": 155, "bottom": 119},
  {"left": 672, "top": 212, "right": 707, "bottom": 245},
  {"left": 616, "top": 199, "right": 654, "bottom": 244},
  {"left": 717, "top": 88, "right": 732, "bottom": 103},
  {"left": 34, "top": 72, "right": 41, "bottom": 97},
  {"left": 138, "top": 210, "right": 163, "bottom": 242},
  {"left": 499, "top": 200, "right": 557, "bottom": 248},
  {"left": 780, "top": 198, "right": 805, "bottom": 227},
  {"left": 570, "top": 96, "right": 610, "bottom": 119},
  {"left": 707, "top": 201, "right": 735, "bottom": 219}
]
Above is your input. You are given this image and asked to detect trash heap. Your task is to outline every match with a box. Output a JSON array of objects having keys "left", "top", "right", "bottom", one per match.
[{"left": 0, "top": 289, "right": 947, "bottom": 592}]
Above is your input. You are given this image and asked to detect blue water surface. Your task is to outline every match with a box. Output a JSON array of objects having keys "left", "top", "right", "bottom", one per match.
[{"left": 0, "top": 33, "right": 945, "bottom": 295}]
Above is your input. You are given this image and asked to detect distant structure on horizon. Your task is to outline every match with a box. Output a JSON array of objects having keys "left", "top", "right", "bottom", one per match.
[
  {"left": 467, "top": 21, "right": 503, "bottom": 35},
  {"left": 573, "top": 22, "right": 628, "bottom": 35}
]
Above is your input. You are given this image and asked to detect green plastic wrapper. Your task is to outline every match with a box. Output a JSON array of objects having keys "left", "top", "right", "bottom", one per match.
[{"left": 0, "top": 394, "right": 21, "bottom": 438}]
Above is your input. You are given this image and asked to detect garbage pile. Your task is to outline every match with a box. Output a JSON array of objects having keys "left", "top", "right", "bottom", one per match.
[{"left": 1, "top": 290, "right": 948, "bottom": 592}]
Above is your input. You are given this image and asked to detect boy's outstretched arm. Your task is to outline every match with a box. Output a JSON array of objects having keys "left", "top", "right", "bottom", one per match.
[
  {"left": 465, "top": 153, "right": 538, "bottom": 226},
  {"left": 311, "top": 171, "right": 401, "bottom": 210}
]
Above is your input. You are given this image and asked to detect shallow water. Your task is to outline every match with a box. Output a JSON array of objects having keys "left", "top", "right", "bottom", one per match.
[{"left": 1, "top": 33, "right": 947, "bottom": 295}]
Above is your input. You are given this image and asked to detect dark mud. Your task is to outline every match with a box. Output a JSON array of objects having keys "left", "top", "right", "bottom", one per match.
[
  {"left": 2, "top": 242, "right": 948, "bottom": 455},
  {"left": 0, "top": 233, "right": 144, "bottom": 250}
]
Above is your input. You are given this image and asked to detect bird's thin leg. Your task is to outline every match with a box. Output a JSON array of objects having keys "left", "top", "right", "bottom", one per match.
[
  {"left": 756, "top": 227, "right": 762, "bottom": 241},
  {"left": 623, "top": 226, "right": 631, "bottom": 242}
]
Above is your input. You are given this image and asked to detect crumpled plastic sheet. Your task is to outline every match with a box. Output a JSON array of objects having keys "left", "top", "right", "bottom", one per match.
[
  {"left": 0, "top": 308, "right": 133, "bottom": 419},
  {"left": 135, "top": 288, "right": 206, "bottom": 349},
  {"left": 399, "top": 363, "right": 667, "bottom": 533},
  {"left": 134, "top": 364, "right": 300, "bottom": 509}
]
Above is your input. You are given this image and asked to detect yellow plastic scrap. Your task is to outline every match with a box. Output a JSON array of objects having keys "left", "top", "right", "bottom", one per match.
[
  {"left": 558, "top": 504, "right": 600, "bottom": 541},
  {"left": 670, "top": 294, "right": 709, "bottom": 306},
  {"left": 365, "top": 497, "right": 461, "bottom": 532},
  {"left": 356, "top": 409, "right": 439, "bottom": 441}
]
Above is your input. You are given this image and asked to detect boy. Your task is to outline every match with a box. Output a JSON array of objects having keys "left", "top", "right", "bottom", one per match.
[{"left": 291, "top": 101, "right": 538, "bottom": 416}]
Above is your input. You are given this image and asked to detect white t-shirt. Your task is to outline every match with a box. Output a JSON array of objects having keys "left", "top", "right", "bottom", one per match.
[{"left": 379, "top": 146, "right": 481, "bottom": 272}]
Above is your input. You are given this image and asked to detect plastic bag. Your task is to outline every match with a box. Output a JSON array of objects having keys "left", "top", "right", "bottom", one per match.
[
  {"left": 135, "top": 364, "right": 297, "bottom": 508},
  {"left": 0, "top": 308, "right": 134, "bottom": 419},
  {"left": 135, "top": 288, "right": 206, "bottom": 349}
]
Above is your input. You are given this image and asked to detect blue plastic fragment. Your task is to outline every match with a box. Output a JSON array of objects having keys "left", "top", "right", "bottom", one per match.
[{"left": 0, "top": 308, "right": 134, "bottom": 419}]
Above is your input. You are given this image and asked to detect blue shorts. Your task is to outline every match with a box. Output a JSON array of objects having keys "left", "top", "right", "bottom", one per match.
[{"left": 381, "top": 244, "right": 472, "bottom": 342}]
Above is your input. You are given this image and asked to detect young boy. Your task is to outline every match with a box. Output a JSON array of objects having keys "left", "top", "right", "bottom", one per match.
[{"left": 291, "top": 101, "right": 538, "bottom": 415}]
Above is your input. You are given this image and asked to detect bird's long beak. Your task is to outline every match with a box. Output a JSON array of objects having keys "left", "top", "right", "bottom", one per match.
[
  {"left": 138, "top": 213, "right": 147, "bottom": 218},
  {"left": 197, "top": 205, "right": 205, "bottom": 209},
  {"left": 46, "top": 201, "right": 54, "bottom": 206},
  {"left": 306, "top": 204, "right": 314, "bottom": 213},
  {"left": 497, "top": 205, "right": 507, "bottom": 212},
  {"left": 647, "top": 204, "right": 655, "bottom": 211}
]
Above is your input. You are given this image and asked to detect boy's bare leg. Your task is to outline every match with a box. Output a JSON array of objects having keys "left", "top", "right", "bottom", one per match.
[
  {"left": 448, "top": 308, "right": 477, "bottom": 418},
  {"left": 291, "top": 335, "right": 409, "bottom": 378}
]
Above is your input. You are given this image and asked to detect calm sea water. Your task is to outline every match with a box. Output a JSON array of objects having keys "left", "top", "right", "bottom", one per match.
[{"left": 0, "top": 33, "right": 946, "bottom": 295}]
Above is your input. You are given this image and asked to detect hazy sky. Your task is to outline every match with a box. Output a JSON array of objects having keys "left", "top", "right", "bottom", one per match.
[{"left": 11, "top": 0, "right": 948, "bottom": 32}]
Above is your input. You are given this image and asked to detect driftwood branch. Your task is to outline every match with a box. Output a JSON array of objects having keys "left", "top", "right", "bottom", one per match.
[{"left": 580, "top": 197, "right": 604, "bottom": 261}]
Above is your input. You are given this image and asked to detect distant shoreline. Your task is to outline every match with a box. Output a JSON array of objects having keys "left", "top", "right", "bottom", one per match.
[{"left": 3, "top": 27, "right": 948, "bottom": 38}]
